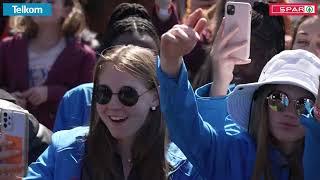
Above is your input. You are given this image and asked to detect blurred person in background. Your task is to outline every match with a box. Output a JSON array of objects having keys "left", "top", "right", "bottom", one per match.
[
  {"left": 291, "top": 14, "right": 320, "bottom": 58},
  {"left": 193, "top": 2, "right": 285, "bottom": 88},
  {"left": 0, "top": 0, "right": 96, "bottom": 129},
  {"left": 79, "top": 0, "right": 179, "bottom": 45}
]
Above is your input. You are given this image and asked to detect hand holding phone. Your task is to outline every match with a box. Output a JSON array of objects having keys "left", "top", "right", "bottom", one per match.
[
  {"left": 223, "top": 1, "right": 252, "bottom": 60},
  {"left": 209, "top": 2, "right": 252, "bottom": 96}
]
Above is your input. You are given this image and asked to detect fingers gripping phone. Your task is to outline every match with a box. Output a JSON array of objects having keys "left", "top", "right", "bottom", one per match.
[
  {"left": 0, "top": 100, "right": 29, "bottom": 177},
  {"left": 224, "top": 1, "right": 252, "bottom": 60}
]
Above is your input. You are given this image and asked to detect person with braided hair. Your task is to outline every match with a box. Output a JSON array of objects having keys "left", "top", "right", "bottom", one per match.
[
  {"left": 98, "top": 3, "right": 160, "bottom": 54},
  {"left": 79, "top": 0, "right": 179, "bottom": 43}
]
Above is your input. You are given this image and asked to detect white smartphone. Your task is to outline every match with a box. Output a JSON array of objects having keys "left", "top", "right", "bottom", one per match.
[
  {"left": 224, "top": 1, "right": 252, "bottom": 60},
  {"left": 0, "top": 100, "right": 29, "bottom": 177}
]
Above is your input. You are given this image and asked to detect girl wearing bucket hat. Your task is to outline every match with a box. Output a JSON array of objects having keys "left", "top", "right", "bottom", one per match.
[{"left": 158, "top": 9, "right": 320, "bottom": 180}]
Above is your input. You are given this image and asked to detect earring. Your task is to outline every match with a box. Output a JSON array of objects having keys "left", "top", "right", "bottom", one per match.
[{"left": 151, "top": 106, "right": 156, "bottom": 111}]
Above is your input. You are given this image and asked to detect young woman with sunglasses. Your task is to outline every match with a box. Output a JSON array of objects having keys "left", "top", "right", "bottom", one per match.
[
  {"left": 25, "top": 45, "right": 203, "bottom": 179},
  {"left": 53, "top": 3, "right": 160, "bottom": 132},
  {"left": 157, "top": 8, "right": 320, "bottom": 180}
]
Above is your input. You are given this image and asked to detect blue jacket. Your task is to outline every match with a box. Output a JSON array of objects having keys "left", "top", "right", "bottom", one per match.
[
  {"left": 157, "top": 58, "right": 320, "bottom": 180},
  {"left": 195, "top": 83, "right": 241, "bottom": 135},
  {"left": 53, "top": 83, "right": 93, "bottom": 132},
  {"left": 51, "top": 85, "right": 203, "bottom": 179},
  {"left": 24, "top": 127, "right": 203, "bottom": 180}
]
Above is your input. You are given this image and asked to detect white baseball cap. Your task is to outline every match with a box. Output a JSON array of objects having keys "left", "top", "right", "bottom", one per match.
[{"left": 227, "top": 49, "right": 320, "bottom": 130}]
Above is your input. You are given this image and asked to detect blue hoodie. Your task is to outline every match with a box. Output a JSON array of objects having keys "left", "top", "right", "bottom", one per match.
[
  {"left": 24, "top": 127, "right": 203, "bottom": 180},
  {"left": 53, "top": 83, "right": 93, "bottom": 132},
  {"left": 50, "top": 85, "right": 203, "bottom": 179},
  {"left": 195, "top": 83, "right": 241, "bottom": 135},
  {"left": 156, "top": 58, "right": 320, "bottom": 180}
]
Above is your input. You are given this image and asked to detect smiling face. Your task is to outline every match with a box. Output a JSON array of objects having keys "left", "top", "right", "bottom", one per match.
[
  {"left": 96, "top": 62, "right": 158, "bottom": 141},
  {"left": 292, "top": 16, "right": 320, "bottom": 58},
  {"left": 268, "top": 84, "right": 314, "bottom": 143}
]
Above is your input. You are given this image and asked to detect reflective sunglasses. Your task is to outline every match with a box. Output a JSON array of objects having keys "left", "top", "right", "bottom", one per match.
[
  {"left": 95, "top": 84, "right": 152, "bottom": 107},
  {"left": 266, "top": 91, "right": 314, "bottom": 116}
]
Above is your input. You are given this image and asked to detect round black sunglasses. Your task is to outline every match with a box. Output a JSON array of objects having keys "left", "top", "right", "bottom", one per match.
[{"left": 95, "top": 84, "right": 153, "bottom": 107}]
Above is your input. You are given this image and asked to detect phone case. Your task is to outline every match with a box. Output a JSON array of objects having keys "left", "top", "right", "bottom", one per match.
[
  {"left": 0, "top": 108, "right": 28, "bottom": 177},
  {"left": 224, "top": 1, "right": 252, "bottom": 60}
]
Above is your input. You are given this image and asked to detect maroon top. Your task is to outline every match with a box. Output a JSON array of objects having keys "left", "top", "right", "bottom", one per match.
[{"left": 0, "top": 34, "right": 96, "bottom": 129}]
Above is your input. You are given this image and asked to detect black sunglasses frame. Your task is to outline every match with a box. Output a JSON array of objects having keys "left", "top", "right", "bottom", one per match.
[{"left": 95, "top": 84, "right": 153, "bottom": 107}]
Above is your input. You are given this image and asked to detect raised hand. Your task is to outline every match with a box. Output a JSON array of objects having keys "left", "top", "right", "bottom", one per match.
[
  {"left": 210, "top": 18, "right": 251, "bottom": 96},
  {"left": 160, "top": 8, "right": 207, "bottom": 77}
]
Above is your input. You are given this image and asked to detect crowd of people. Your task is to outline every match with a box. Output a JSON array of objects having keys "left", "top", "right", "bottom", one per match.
[{"left": 0, "top": 0, "right": 319, "bottom": 179}]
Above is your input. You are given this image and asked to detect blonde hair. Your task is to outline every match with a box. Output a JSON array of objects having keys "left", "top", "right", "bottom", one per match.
[
  {"left": 10, "top": 0, "right": 85, "bottom": 38},
  {"left": 82, "top": 45, "right": 168, "bottom": 180}
]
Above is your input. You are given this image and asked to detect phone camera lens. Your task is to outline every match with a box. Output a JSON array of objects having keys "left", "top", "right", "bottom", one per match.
[
  {"left": 227, "top": 5, "right": 235, "bottom": 15},
  {"left": 4, "top": 118, "right": 7, "bottom": 122},
  {"left": 3, "top": 113, "right": 7, "bottom": 117},
  {"left": 4, "top": 124, "right": 7, "bottom": 128}
]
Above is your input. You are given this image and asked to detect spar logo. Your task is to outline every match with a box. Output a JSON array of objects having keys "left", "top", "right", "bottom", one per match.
[{"left": 269, "top": 3, "right": 318, "bottom": 16}]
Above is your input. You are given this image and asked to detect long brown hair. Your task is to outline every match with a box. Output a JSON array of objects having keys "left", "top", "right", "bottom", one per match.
[
  {"left": 10, "top": 0, "right": 85, "bottom": 38},
  {"left": 249, "top": 85, "right": 304, "bottom": 180},
  {"left": 81, "top": 45, "right": 168, "bottom": 180}
]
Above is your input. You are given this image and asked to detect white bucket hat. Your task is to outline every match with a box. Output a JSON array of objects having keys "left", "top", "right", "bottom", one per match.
[{"left": 227, "top": 49, "right": 320, "bottom": 130}]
